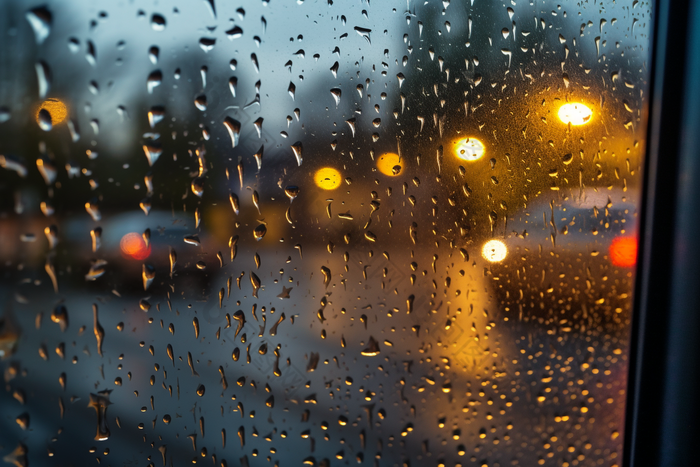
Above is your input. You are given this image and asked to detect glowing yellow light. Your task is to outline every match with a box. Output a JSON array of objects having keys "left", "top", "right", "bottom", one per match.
[
  {"left": 481, "top": 239, "right": 507, "bottom": 262},
  {"left": 376, "top": 152, "right": 403, "bottom": 176},
  {"left": 314, "top": 167, "right": 342, "bottom": 190},
  {"left": 558, "top": 103, "right": 592, "bottom": 126},
  {"left": 454, "top": 138, "right": 485, "bottom": 161},
  {"left": 36, "top": 98, "right": 68, "bottom": 125}
]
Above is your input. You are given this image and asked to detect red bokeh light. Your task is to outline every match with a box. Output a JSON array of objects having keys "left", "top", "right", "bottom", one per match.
[
  {"left": 120, "top": 233, "right": 151, "bottom": 260},
  {"left": 609, "top": 236, "right": 638, "bottom": 268}
]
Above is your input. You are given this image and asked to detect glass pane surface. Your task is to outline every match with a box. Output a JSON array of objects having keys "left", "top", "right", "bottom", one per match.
[{"left": 0, "top": 1, "right": 651, "bottom": 466}]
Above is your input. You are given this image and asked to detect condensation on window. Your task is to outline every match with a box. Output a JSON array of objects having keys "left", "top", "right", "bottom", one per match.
[{"left": 0, "top": 1, "right": 651, "bottom": 466}]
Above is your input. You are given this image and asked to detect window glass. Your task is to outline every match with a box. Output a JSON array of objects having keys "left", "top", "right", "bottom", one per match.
[{"left": 0, "top": 1, "right": 651, "bottom": 466}]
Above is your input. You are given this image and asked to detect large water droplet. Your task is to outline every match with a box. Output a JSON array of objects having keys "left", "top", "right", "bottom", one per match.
[
  {"left": 37, "top": 108, "right": 52, "bottom": 131},
  {"left": 291, "top": 142, "right": 303, "bottom": 166},
  {"left": 191, "top": 177, "right": 205, "bottom": 197},
  {"left": 148, "top": 46, "right": 159, "bottom": 64},
  {"left": 361, "top": 336, "right": 381, "bottom": 356},
  {"left": 254, "top": 224, "right": 267, "bottom": 241},
  {"left": 148, "top": 106, "right": 165, "bottom": 128},
  {"left": 285, "top": 186, "right": 299, "bottom": 202},
  {"left": 151, "top": 14, "right": 166, "bottom": 31},
  {"left": 194, "top": 94, "right": 207, "bottom": 111},
  {"left": 330, "top": 88, "right": 341, "bottom": 107},
  {"left": 226, "top": 26, "right": 243, "bottom": 39},
  {"left": 147, "top": 70, "right": 162, "bottom": 94},
  {"left": 229, "top": 192, "right": 240, "bottom": 215},
  {"left": 250, "top": 272, "right": 261, "bottom": 298},
  {"left": 26, "top": 6, "right": 52, "bottom": 45},
  {"left": 35, "top": 61, "right": 51, "bottom": 99},
  {"left": 142, "top": 264, "right": 156, "bottom": 290},
  {"left": 253, "top": 145, "right": 264, "bottom": 171},
  {"left": 85, "top": 259, "right": 108, "bottom": 281},
  {"left": 88, "top": 389, "right": 111, "bottom": 440},
  {"left": 354, "top": 26, "right": 372, "bottom": 43},
  {"left": 142, "top": 143, "right": 162, "bottom": 166},
  {"left": 51, "top": 304, "right": 69, "bottom": 332},
  {"left": 199, "top": 37, "right": 216, "bottom": 52},
  {"left": 223, "top": 117, "right": 241, "bottom": 147}
]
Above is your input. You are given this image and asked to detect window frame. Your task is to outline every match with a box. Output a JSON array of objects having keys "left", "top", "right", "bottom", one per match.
[{"left": 624, "top": 0, "right": 700, "bottom": 465}]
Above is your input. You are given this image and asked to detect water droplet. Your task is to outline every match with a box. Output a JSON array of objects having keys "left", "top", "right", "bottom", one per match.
[
  {"left": 148, "top": 46, "right": 159, "bottom": 64},
  {"left": 284, "top": 185, "right": 299, "bottom": 202},
  {"left": 37, "top": 108, "right": 52, "bottom": 131},
  {"left": 228, "top": 77, "right": 238, "bottom": 99},
  {"left": 88, "top": 389, "right": 111, "bottom": 440},
  {"left": 92, "top": 303, "right": 104, "bottom": 356},
  {"left": 194, "top": 94, "right": 208, "bottom": 111},
  {"left": 85, "top": 259, "right": 108, "bottom": 281},
  {"left": 35, "top": 61, "right": 51, "bottom": 99},
  {"left": 26, "top": 6, "right": 52, "bottom": 45},
  {"left": 147, "top": 70, "right": 162, "bottom": 94},
  {"left": 291, "top": 142, "right": 303, "bottom": 166},
  {"left": 228, "top": 192, "right": 240, "bottom": 215},
  {"left": 15, "top": 413, "right": 29, "bottom": 431},
  {"left": 396, "top": 73, "right": 405, "bottom": 88},
  {"left": 253, "top": 117, "right": 263, "bottom": 138},
  {"left": 361, "top": 336, "right": 380, "bottom": 356},
  {"left": 254, "top": 224, "right": 267, "bottom": 241},
  {"left": 330, "top": 88, "right": 341, "bottom": 107},
  {"left": 36, "top": 157, "right": 57, "bottom": 184},
  {"left": 148, "top": 106, "right": 165, "bottom": 128},
  {"left": 226, "top": 26, "right": 243, "bottom": 39},
  {"left": 25, "top": 6, "right": 52, "bottom": 45},
  {"left": 139, "top": 197, "right": 152, "bottom": 216},
  {"left": 346, "top": 118, "right": 356, "bottom": 137},
  {"left": 3, "top": 444, "right": 28, "bottom": 467},
  {"left": 321, "top": 266, "right": 331, "bottom": 288},
  {"left": 199, "top": 37, "right": 216, "bottom": 52},
  {"left": 251, "top": 145, "right": 264, "bottom": 171},
  {"left": 192, "top": 317, "right": 200, "bottom": 339},
  {"left": 250, "top": 272, "right": 261, "bottom": 298},
  {"left": 151, "top": 14, "right": 166, "bottom": 31},
  {"left": 42, "top": 227, "right": 58, "bottom": 253},
  {"left": 184, "top": 235, "right": 201, "bottom": 246},
  {"left": 0, "top": 155, "right": 27, "bottom": 177},
  {"left": 142, "top": 143, "right": 162, "bottom": 166},
  {"left": 169, "top": 248, "right": 177, "bottom": 277},
  {"left": 354, "top": 26, "right": 372, "bottom": 44},
  {"left": 191, "top": 177, "right": 205, "bottom": 197},
  {"left": 142, "top": 264, "right": 156, "bottom": 290},
  {"left": 51, "top": 305, "right": 68, "bottom": 332},
  {"left": 223, "top": 117, "right": 241, "bottom": 147},
  {"left": 85, "top": 198, "right": 101, "bottom": 221}
]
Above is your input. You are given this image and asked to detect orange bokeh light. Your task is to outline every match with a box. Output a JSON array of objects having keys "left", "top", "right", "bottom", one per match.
[
  {"left": 120, "top": 233, "right": 151, "bottom": 260},
  {"left": 609, "top": 236, "right": 637, "bottom": 268}
]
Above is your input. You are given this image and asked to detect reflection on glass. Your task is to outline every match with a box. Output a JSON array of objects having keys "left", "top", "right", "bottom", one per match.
[
  {"left": 558, "top": 102, "right": 593, "bottom": 126},
  {"left": 376, "top": 152, "right": 403, "bottom": 176},
  {"left": 482, "top": 239, "right": 508, "bottom": 262},
  {"left": 453, "top": 137, "right": 485, "bottom": 161},
  {"left": 0, "top": 0, "right": 651, "bottom": 466},
  {"left": 35, "top": 98, "right": 68, "bottom": 126},
  {"left": 120, "top": 233, "right": 151, "bottom": 260},
  {"left": 609, "top": 236, "right": 638, "bottom": 267},
  {"left": 313, "top": 167, "right": 342, "bottom": 190}
]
